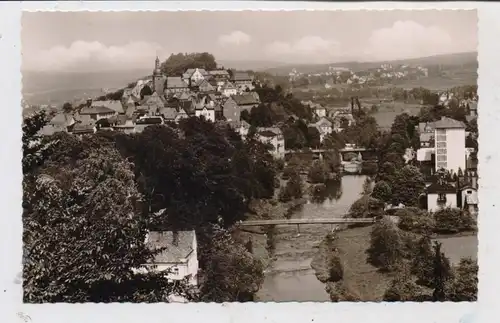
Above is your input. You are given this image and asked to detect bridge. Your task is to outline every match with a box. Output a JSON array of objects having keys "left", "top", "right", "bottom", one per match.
[
  {"left": 284, "top": 147, "right": 378, "bottom": 162},
  {"left": 239, "top": 217, "right": 375, "bottom": 227}
]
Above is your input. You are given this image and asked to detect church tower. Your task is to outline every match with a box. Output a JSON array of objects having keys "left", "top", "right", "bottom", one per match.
[{"left": 152, "top": 56, "right": 164, "bottom": 95}]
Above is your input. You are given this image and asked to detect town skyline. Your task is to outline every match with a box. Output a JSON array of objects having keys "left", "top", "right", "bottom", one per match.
[{"left": 22, "top": 10, "right": 477, "bottom": 72}]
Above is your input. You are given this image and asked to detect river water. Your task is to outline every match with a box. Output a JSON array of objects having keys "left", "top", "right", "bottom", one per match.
[
  {"left": 256, "top": 175, "right": 367, "bottom": 302},
  {"left": 256, "top": 175, "right": 478, "bottom": 302}
]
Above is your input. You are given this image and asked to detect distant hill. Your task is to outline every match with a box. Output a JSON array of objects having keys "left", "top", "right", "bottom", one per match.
[
  {"left": 264, "top": 52, "right": 478, "bottom": 76},
  {"left": 218, "top": 60, "right": 289, "bottom": 72},
  {"left": 22, "top": 69, "right": 151, "bottom": 106}
]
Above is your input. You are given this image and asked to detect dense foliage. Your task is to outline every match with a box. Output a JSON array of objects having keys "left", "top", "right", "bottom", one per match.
[
  {"left": 160, "top": 52, "right": 217, "bottom": 76},
  {"left": 22, "top": 113, "right": 274, "bottom": 303}
]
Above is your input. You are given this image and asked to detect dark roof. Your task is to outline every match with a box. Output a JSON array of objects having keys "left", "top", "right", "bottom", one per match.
[
  {"left": 231, "top": 93, "right": 260, "bottom": 106},
  {"left": 165, "top": 77, "right": 189, "bottom": 89},
  {"left": 91, "top": 100, "right": 124, "bottom": 114},
  {"left": 80, "top": 106, "right": 116, "bottom": 115},
  {"left": 427, "top": 181, "right": 456, "bottom": 194},
  {"left": 434, "top": 117, "right": 465, "bottom": 129},
  {"left": 145, "top": 231, "right": 195, "bottom": 263},
  {"left": 231, "top": 72, "right": 253, "bottom": 82},
  {"left": 208, "top": 70, "right": 230, "bottom": 76},
  {"left": 258, "top": 130, "right": 278, "bottom": 138}
]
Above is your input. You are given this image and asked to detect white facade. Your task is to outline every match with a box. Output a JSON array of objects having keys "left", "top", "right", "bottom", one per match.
[
  {"left": 190, "top": 69, "right": 205, "bottom": 83},
  {"left": 434, "top": 127, "right": 466, "bottom": 173},
  {"left": 195, "top": 107, "right": 215, "bottom": 122},
  {"left": 135, "top": 231, "right": 199, "bottom": 287},
  {"left": 427, "top": 192, "right": 458, "bottom": 213},
  {"left": 314, "top": 107, "right": 327, "bottom": 118}
]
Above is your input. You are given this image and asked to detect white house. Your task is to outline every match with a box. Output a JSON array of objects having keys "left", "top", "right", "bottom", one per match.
[
  {"left": 434, "top": 117, "right": 466, "bottom": 174},
  {"left": 256, "top": 127, "right": 285, "bottom": 159},
  {"left": 426, "top": 181, "right": 457, "bottom": 213},
  {"left": 220, "top": 82, "right": 238, "bottom": 97},
  {"left": 139, "top": 230, "right": 198, "bottom": 287},
  {"left": 79, "top": 105, "right": 117, "bottom": 121},
  {"left": 195, "top": 103, "right": 215, "bottom": 122},
  {"left": 461, "top": 185, "right": 478, "bottom": 216},
  {"left": 311, "top": 117, "right": 333, "bottom": 143}
]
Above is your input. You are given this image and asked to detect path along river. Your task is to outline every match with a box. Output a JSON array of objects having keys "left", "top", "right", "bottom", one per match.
[{"left": 255, "top": 175, "right": 478, "bottom": 302}]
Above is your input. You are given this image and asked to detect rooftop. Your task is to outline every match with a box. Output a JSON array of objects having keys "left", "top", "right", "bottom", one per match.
[
  {"left": 145, "top": 230, "right": 195, "bottom": 263},
  {"left": 434, "top": 117, "right": 466, "bottom": 129}
]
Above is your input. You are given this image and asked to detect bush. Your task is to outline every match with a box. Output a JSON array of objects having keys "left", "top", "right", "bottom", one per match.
[
  {"left": 445, "top": 257, "right": 478, "bottom": 301},
  {"left": 348, "top": 195, "right": 385, "bottom": 219},
  {"left": 383, "top": 266, "right": 424, "bottom": 301},
  {"left": 308, "top": 160, "right": 329, "bottom": 184},
  {"left": 396, "top": 208, "right": 436, "bottom": 236},
  {"left": 282, "top": 165, "right": 296, "bottom": 180},
  {"left": 325, "top": 282, "right": 361, "bottom": 302},
  {"left": 328, "top": 255, "right": 344, "bottom": 282},
  {"left": 433, "top": 208, "right": 476, "bottom": 234},
  {"left": 410, "top": 236, "right": 434, "bottom": 287},
  {"left": 367, "top": 217, "right": 405, "bottom": 271},
  {"left": 371, "top": 180, "right": 392, "bottom": 203}
]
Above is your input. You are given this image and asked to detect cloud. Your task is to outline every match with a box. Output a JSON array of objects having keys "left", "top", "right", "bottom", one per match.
[
  {"left": 364, "top": 20, "right": 454, "bottom": 61},
  {"left": 218, "top": 31, "right": 251, "bottom": 46},
  {"left": 24, "top": 41, "right": 164, "bottom": 71},
  {"left": 265, "top": 36, "right": 340, "bottom": 62}
]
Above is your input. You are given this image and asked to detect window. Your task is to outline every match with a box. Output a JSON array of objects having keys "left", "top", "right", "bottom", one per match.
[
  {"left": 437, "top": 155, "right": 447, "bottom": 161},
  {"left": 436, "top": 142, "right": 447, "bottom": 148},
  {"left": 171, "top": 267, "right": 179, "bottom": 274},
  {"left": 436, "top": 129, "right": 446, "bottom": 135},
  {"left": 437, "top": 148, "right": 447, "bottom": 154},
  {"left": 436, "top": 135, "right": 447, "bottom": 142},
  {"left": 467, "top": 190, "right": 472, "bottom": 194},
  {"left": 437, "top": 193, "right": 447, "bottom": 204},
  {"left": 437, "top": 162, "right": 447, "bottom": 169}
]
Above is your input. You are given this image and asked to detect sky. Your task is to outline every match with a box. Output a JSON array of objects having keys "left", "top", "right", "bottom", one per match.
[{"left": 21, "top": 10, "right": 477, "bottom": 72}]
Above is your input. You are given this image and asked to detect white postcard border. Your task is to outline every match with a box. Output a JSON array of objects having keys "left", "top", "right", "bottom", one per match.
[{"left": 0, "top": 2, "right": 496, "bottom": 323}]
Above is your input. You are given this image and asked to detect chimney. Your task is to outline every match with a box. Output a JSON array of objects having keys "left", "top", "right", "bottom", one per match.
[{"left": 172, "top": 231, "right": 179, "bottom": 247}]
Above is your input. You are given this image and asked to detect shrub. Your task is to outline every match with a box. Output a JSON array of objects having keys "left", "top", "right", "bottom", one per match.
[
  {"left": 396, "top": 208, "right": 436, "bottom": 236},
  {"left": 433, "top": 208, "right": 476, "bottom": 234},
  {"left": 328, "top": 255, "right": 344, "bottom": 282},
  {"left": 383, "top": 266, "right": 424, "bottom": 301},
  {"left": 325, "top": 282, "right": 361, "bottom": 302},
  {"left": 348, "top": 195, "right": 385, "bottom": 219},
  {"left": 410, "top": 236, "right": 435, "bottom": 287},
  {"left": 367, "top": 217, "right": 405, "bottom": 271},
  {"left": 445, "top": 257, "right": 478, "bottom": 301},
  {"left": 282, "top": 165, "right": 296, "bottom": 180}
]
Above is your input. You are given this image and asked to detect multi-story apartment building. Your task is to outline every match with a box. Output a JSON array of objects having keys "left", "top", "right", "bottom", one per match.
[{"left": 434, "top": 117, "right": 466, "bottom": 174}]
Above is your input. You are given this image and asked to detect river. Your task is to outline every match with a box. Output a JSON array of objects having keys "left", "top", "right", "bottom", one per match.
[
  {"left": 256, "top": 175, "right": 479, "bottom": 302},
  {"left": 256, "top": 175, "right": 367, "bottom": 302}
]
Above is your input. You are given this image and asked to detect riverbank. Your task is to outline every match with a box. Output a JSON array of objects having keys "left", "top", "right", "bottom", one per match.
[{"left": 311, "top": 224, "right": 478, "bottom": 301}]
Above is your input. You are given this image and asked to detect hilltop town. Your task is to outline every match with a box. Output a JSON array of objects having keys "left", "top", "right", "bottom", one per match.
[{"left": 23, "top": 50, "right": 478, "bottom": 303}]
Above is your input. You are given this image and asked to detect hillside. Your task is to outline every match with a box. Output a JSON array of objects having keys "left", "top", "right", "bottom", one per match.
[
  {"left": 265, "top": 52, "right": 478, "bottom": 76},
  {"left": 22, "top": 69, "right": 151, "bottom": 106}
]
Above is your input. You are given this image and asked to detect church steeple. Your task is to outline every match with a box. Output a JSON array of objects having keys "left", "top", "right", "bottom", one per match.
[
  {"left": 155, "top": 56, "right": 160, "bottom": 72},
  {"left": 152, "top": 54, "right": 164, "bottom": 95}
]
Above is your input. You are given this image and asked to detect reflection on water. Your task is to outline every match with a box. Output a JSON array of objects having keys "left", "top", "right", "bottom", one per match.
[{"left": 257, "top": 175, "right": 367, "bottom": 302}]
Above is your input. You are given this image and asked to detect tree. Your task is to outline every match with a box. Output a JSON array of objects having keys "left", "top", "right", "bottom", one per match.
[
  {"left": 371, "top": 180, "right": 392, "bottom": 202},
  {"left": 22, "top": 111, "right": 53, "bottom": 174},
  {"left": 432, "top": 241, "right": 453, "bottom": 301},
  {"left": 410, "top": 236, "right": 435, "bottom": 287},
  {"left": 279, "top": 171, "right": 303, "bottom": 202},
  {"left": 308, "top": 160, "right": 329, "bottom": 184},
  {"left": 160, "top": 52, "right": 217, "bottom": 76},
  {"left": 199, "top": 226, "right": 264, "bottom": 302},
  {"left": 62, "top": 102, "right": 73, "bottom": 113},
  {"left": 367, "top": 217, "right": 405, "bottom": 271},
  {"left": 396, "top": 208, "right": 436, "bottom": 236},
  {"left": 23, "top": 135, "right": 186, "bottom": 302},
  {"left": 391, "top": 165, "right": 425, "bottom": 206},
  {"left": 446, "top": 257, "right": 478, "bottom": 301}
]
